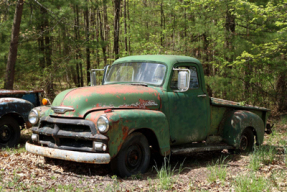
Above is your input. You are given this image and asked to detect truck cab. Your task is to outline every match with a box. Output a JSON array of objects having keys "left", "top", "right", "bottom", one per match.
[{"left": 26, "top": 55, "right": 270, "bottom": 177}]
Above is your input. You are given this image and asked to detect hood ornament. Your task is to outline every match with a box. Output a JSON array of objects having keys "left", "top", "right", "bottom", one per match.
[{"left": 52, "top": 106, "right": 75, "bottom": 114}]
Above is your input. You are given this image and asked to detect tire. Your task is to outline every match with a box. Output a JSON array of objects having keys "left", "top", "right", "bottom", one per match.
[
  {"left": 239, "top": 128, "right": 254, "bottom": 152},
  {"left": 0, "top": 117, "right": 20, "bottom": 148},
  {"left": 111, "top": 132, "right": 150, "bottom": 178}
]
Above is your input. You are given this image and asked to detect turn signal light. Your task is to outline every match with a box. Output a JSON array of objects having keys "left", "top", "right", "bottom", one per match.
[{"left": 42, "top": 98, "right": 50, "bottom": 105}]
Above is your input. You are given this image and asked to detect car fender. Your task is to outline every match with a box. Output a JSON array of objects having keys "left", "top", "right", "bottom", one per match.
[
  {"left": 86, "top": 109, "right": 170, "bottom": 158},
  {"left": 221, "top": 110, "right": 264, "bottom": 148}
]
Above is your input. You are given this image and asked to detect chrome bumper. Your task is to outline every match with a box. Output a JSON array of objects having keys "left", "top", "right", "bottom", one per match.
[{"left": 25, "top": 142, "right": 111, "bottom": 164}]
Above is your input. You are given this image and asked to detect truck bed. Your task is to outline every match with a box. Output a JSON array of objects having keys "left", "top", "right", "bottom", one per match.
[
  {"left": 208, "top": 97, "right": 269, "bottom": 136},
  {"left": 210, "top": 97, "right": 269, "bottom": 111}
]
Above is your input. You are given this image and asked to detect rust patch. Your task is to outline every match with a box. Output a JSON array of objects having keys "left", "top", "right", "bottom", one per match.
[
  {"left": 61, "top": 84, "right": 159, "bottom": 99},
  {"left": 117, "top": 126, "right": 129, "bottom": 152},
  {"left": 122, "top": 126, "right": 129, "bottom": 139}
]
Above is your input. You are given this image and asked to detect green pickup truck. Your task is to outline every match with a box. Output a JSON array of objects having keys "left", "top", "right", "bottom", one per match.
[{"left": 26, "top": 55, "right": 271, "bottom": 177}]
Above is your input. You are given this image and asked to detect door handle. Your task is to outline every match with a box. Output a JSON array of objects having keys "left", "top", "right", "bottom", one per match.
[{"left": 197, "top": 94, "right": 207, "bottom": 98}]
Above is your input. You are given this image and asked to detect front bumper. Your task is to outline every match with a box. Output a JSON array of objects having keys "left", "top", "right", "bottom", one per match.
[{"left": 26, "top": 141, "right": 111, "bottom": 164}]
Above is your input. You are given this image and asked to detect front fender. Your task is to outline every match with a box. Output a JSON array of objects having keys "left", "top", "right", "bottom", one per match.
[
  {"left": 221, "top": 110, "right": 264, "bottom": 148},
  {"left": 86, "top": 110, "right": 170, "bottom": 158}
]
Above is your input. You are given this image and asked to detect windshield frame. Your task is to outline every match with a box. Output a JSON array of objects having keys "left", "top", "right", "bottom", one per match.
[{"left": 104, "top": 62, "right": 168, "bottom": 87}]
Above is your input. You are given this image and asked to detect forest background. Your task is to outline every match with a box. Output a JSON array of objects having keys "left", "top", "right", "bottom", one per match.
[{"left": 0, "top": 0, "right": 286, "bottom": 113}]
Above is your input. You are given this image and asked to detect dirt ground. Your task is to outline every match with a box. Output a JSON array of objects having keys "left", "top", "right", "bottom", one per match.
[{"left": 1, "top": 120, "right": 287, "bottom": 191}]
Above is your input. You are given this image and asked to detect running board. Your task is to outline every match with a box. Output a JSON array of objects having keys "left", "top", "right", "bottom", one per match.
[{"left": 171, "top": 144, "right": 234, "bottom": 155}]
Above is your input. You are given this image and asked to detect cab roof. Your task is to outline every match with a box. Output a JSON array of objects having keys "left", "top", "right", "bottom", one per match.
[{"left": 113, "top": 55, "right": 201, "bottom": 67}]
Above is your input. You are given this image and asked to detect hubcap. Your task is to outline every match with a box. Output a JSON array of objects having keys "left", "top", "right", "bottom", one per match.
[
  {"left": 126, "top": 145, "right": 143, "bottom": 171},
  {"left": 0, "top": 125, "right": 12, "bottom": 143},
  {"left": 240, "top": 135, "right": 248, "bottom": 151}
]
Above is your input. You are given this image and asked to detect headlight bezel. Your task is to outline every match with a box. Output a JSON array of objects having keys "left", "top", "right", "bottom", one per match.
[
  {"left": 97, "top": 115, "right": 109, "bottom": 133},
  {"left": 28, "top": 109, "right": 39, "bottom": 125}
]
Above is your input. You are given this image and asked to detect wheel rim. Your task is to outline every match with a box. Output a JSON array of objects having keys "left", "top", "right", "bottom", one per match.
[
  {"left": 240, "top": 135, "right": 248, "bottom": 151},
  {"left": 125, "top": 144, "right": 143, "bottom": 172},
  {"left": 0, "top": 125, "right": 13, "bottom": 143}
]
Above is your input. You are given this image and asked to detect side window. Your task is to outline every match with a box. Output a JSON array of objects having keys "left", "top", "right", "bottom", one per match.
[
  {"left": 170, "top": 66, "right": 199, "bottom": 89},
  {"left": 189, "top": 67, "right": 199, "bottom": 89}
]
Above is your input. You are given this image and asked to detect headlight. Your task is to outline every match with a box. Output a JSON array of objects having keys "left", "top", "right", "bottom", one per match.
[
  {"left": 28, "top": 109, "right": 39, "bottom": 125},
  {"left": 97, "top": 116, "right": 109, "bottom": 133}
]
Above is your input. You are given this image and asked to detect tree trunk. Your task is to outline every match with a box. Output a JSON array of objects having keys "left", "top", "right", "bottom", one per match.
[
  {"left": 113, "top": 0, "right": 121, "bottom": 59},
  {"left": 127, "top": 0, "right": 130, "bottom": 54},
  {"left": 225, "top": 9, "right": 235, "bottom": 62},
  {"left": 74, "top": 5, "right": 83, "bottom": 87},
  {"left": 160, "top": 1, "right": 163, "bottom": 47},
  {"left": 276, "top": 73, "right": 287, "bottom": 112},
  {"left": 85, "top": 1, "right": 91, "bottom": 85},
  {"left": 124, "top": 0, "right": 128, "bottom": 53},
  {"left": 41, "top": 3, "right": 53, "bottom": 98},
  {"left": 98, "top": 4, "right": 108, "bottom": 66},
  {"left": 4, "top": 0, "right": 24, "bottom": 89}
]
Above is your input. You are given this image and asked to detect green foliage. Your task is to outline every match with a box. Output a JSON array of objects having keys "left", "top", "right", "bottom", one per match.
[
  {"left": 207, "top": 156, "right": 228, "bottom": 183},
  {"left": 153, "top": 157, "right": 176, "bottom": 190},
  {"left": 0, "top": 144, "right": 26, "bottom": 154},
  {"left": 0, "top": 0, "right": 286, "bottom": 111},
  {"left": 153, "top": 156, "right": 185, "bottom": 190},
  {"left": 234, "top": 173, "right": 271, "bottom": 192},
  {"left": 249, "top": 146, "right": 277, "bottom": 171}
]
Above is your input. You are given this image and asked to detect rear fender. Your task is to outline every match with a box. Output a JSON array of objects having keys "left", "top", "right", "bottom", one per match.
[
  {"left": 86, "top": 110, "right": 170, "bottom": 158},
  {"left": 221, "top": 110, "right": 264, "bottom": 148}
]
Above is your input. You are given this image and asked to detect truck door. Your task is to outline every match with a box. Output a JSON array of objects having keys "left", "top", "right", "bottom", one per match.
[{"left": 167, "top": 63, "right": 210, "bottom": 145}]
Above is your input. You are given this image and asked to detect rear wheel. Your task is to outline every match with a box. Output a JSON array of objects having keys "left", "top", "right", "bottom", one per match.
[
  {"left": 239, "top": 128, "right": 254, "bottom": 152},
  {"left": 111, "top": 132, "right": 150, "bottom": 177},
  {"left": 0, "top": 117, "right": 20, "bottom": 148}
]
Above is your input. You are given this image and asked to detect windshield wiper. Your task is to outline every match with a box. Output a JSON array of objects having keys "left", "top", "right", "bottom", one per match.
[{"left": 130, "top": 83, "right": 148, "bottom": 87}]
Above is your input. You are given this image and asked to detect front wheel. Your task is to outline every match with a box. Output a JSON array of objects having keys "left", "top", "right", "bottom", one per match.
[
  {"left": 0, "top": 117, "right": 20, "bottom": 148},
  {"left": 111, "top": 132, "right": 150, "bottom": 178},
  {"left": 239, "top": 128, "right": 254, "bottom": 152}
]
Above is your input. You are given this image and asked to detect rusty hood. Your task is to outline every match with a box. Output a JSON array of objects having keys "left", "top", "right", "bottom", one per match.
[{"left": 50, "top": 84, "right": 161, "bottom": 118}]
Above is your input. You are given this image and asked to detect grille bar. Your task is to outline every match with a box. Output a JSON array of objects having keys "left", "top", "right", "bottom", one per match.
[
  {"left": 32, "top": 127, "right": 108, "bottom": 140},
  {"left": 39, "top": 116, "right": 97, "bottom": 134},
  {"left": 32, "top": 116, "right": 108, "bottom": 152}
]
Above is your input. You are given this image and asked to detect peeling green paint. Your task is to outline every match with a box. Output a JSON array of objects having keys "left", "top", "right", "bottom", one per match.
[
  {"left": 27, "top": 55, "right": 270, "bottom": 167},
  {"left": 221, "top": 110, "right": 265, "bottom": 147},
  {"left": 86, "top": 109, "right": 170, "bottom": 157}
]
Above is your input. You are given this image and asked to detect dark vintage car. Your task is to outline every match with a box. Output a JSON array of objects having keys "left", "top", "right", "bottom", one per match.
[{"left": 0, "top": 89, "right": 44, "bottom": 148}]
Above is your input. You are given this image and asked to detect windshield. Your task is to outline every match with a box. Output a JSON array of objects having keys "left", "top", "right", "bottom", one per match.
[{"left": 105, "top": 62, "right": 166, "bottom": 86}]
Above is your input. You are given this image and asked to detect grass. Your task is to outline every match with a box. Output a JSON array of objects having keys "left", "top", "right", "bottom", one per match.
[
  {"left": 284, "top": 147, "right": 287, "bottom": 166},
  {"left": 153, "top": 156, "right": 185, "bottom": 190},
  {"left": 249, "top": 146, "right": 277, "bottom": 171},
  {"left": 147, "top": 177, "right": 156, "bottom": 192},
  {"left": 153, "top": 157, "right": 176, "bottom": 190},
  {"left": 0, "top": 144, "right": 26, "bottom": 154},
  {"left": 233, "top": 172, "right": 270, "bottom": 192},
  {"left": 207, "top": 155, "right": 228, "bottom": 183}
]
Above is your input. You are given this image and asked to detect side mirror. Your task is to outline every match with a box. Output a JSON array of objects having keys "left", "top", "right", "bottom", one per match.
[
  {"left": 173, "top": 68, "right": 190, "bottom": 92},
  {"left": 90, "top": 69, "right": 97, "bottom": 86},
  {"left": 90, "top": 65, "right": 110, "bottom": 86}
]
